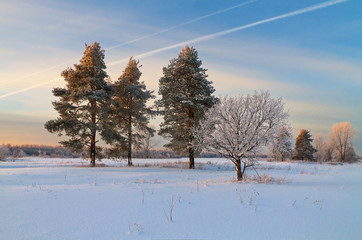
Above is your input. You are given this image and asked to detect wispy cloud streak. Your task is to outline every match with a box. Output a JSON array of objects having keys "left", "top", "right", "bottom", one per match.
[
  {"left": 0, "top": 78, "right": 61, "bottom": 99},
  {"left": 109, "top": 0, "right": 348, "bottom": 66},
  {"left": 0, "top": 62, "right": 72, "bottom": 88},
  {"left": 0, "top": 0, "right": 348, "bottom": 99},
  {"left": 105, "top": 0, "right": 258, "bottom": 51},
  {"left": 0, "top": 0, "right": 257, "bottom": 88}
]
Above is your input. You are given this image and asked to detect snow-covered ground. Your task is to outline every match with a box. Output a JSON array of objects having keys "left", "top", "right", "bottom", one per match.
[{"left": 1, "top": 157, "right": 361, "bottom": 240}]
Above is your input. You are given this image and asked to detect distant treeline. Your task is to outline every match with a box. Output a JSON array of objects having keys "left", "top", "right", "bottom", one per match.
[
  {"left": 1, "top": 144, "right": 223, "bottom": 159},
  {"left": 2, "top": 144, "right": 78, "bottom": 158}
]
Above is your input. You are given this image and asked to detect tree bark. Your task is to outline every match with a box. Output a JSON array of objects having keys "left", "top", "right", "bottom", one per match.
[
  {"left": 90, "top": 103, "right": 96, "bottom": 167},
  {"left": 90, "top": 133, "right": 96, "bottom": 167},
  {"left": 188, "top": 107, "right": 195, "bottom": 169},
  {"left": 189, "top": 147, "right": 194, "bottom": 169},
  {"left": 127, "top": 113, "right": 133, "bottom": 166},
  {"left": 235, "top": 161, "right": 246, "bottom": 181}
]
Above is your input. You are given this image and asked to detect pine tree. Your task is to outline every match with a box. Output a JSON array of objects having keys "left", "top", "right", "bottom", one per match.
[
  {"left": 45, "top": 42, "right": 116, "bottom": 167},
  {"left": 293, "top": 129, "right": 317, "bottom": 160},
  {"left": 111, "top": 57, "right": 155, "bottom": 166},
  {"left": 271, "top": 126, "right": 293, "bottom": 161},
  {"left": 156, "top": 46, "right": 218, "bottom": 169}
]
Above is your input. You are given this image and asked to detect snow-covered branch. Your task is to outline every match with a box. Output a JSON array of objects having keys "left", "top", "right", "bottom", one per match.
[{"left": 195, "top": 91, "right": 288, "bottom": 180}]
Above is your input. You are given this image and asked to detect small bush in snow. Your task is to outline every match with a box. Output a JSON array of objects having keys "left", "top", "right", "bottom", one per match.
[{"left": 241, "top": 173, "right": 290, "bottom": 184}]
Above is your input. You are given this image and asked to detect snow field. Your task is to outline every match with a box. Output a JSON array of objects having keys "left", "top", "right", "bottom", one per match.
[{"left": 0, "top": 158, "right": 361, "bottom": 239}]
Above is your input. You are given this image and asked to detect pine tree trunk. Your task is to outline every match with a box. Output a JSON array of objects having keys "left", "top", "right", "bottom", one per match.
[
  {"left": 189, "top": 147, "right": 194, "bottom": 169},
  {"left": 127, "top": 113, "right": 133, "bottom": 166},
  {"left": 90, "top": 133, "right": 96, "bottom": 167},
  {"left": 188, "top": 107, "right": 195, "bottom": 169},
  {"left": 90, "top": 103, "right": 96, "bottom": 167}
]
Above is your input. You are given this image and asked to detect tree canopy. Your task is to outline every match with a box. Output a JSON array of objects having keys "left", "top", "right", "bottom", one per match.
[
  {"left": 294, "top": 129, "right": 316, "bottom": 161},
  {"left": 196, "top": 92, "right": 289, "bottom": 180},
  {"left": 156, "top": 46, "right": 218, "bottom": 168},
  {"left": 45, "top": 42, "right": 116, "bottom": 166},
  {"left": 110, "top": 57, "right": 156, "bottom": 165}
]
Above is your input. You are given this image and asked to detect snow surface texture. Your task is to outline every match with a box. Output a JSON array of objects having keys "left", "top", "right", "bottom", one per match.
[{"left": 1, "top": 158, "right": 361, "bottom": 240}]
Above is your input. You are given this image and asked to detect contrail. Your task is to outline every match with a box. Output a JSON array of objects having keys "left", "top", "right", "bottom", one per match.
[
  {"left": 105, "top": 0, "right": 258, "bottom": 51},
  {"left": 0, "top": 78, "right": 61, "bottom": 99},
  {"left": 0, "top": 61, "right": 74, "bottom": 88},
  {"left": 108, "top": 0, "right": 348, "bottom": 67},
  {"left": 0, "top": 0, "right": 257, "bottom": 88},
  {"left": 0, "top": 0, "right": 348, "bottom": 99}
]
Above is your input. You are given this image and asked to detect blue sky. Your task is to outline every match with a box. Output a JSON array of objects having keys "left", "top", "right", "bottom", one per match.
[{"left": 0, "top": 0, "right": 361, "bottom": 154}]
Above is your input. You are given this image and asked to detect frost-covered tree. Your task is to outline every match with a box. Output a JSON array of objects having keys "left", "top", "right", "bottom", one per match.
[
  {"left": 313, "top": 134, "right": 335, "bottom": 162},
  {"left": 12, "top": 148, "right": 26, "bottom": 158},
  {"left": 195, "top": 92, "right": 288, "bottom": 180},
  {"left": 157, "top": 46, "right": 218, "bottom": 169},
  {"left": 270, "top": 126, "right": 293, "bottom": 161},
  {"left": 45, "top": 42, "right": 116, "bottom": 167},
  {"left": 137, "top": 127, "right": 159, "bottom": 159},
  {"left": 0, "top": 146, "right": 9, "bottom": 161},
  {"left": 293, "top": 129, "right": 316, "bottom": 161},
  {"left": 329, "top": 122, "right": 356, "bottom": 162},
  {"left": 323, "top": 141, "right": 335, "bottom": 162},
  {"left": 314, "top": 134, "right": 326, "bottom": 162},
  {"left": 111, "top": 57, "right": 155, "bottom": 165}
]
